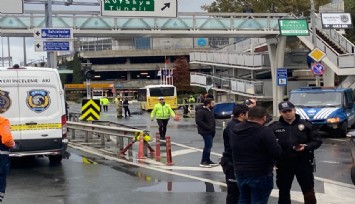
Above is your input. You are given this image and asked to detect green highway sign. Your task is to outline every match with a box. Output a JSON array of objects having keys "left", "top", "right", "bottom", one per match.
[
  {"left": 101, "top": 0, "right": 177, "bottom": 17},
  {"left": 278, "top": 19, "right": 309, "bottom": 36}
]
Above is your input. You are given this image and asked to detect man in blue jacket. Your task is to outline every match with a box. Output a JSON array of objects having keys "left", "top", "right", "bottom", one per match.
[{"left": 230, "top": 106, "right": 282, "bottom": 204}]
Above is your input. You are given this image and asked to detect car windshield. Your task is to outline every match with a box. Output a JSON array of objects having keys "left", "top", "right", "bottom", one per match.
[{"left": 290, "top": 92, "right": 342, "bottom": 107}]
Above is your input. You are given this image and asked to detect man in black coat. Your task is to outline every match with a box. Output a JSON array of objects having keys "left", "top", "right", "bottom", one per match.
[
  {"left": 195, "top": 98, "right": 218, "bottom": 168},
  {"left": 230, "top": 106, "right": 282, "bottom": 204},
  {"left": 221, "top": 104, "right": 249, "bottom": 204},
  {"left": 270, "top": 101, "right": 322, "bottom": 204}
]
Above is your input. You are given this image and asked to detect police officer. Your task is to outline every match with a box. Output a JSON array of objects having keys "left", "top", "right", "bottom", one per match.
[
  {"left": 220, "top": 104, "right": 249, "bottom": 204},
  {"left": 270, "top": 101, "right": 322, "bottom": 204}
]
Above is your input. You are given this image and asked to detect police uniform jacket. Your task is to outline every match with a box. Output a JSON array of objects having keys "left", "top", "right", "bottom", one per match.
[{"left": 269, "top": 114, "right": 322, "bottom": 162}]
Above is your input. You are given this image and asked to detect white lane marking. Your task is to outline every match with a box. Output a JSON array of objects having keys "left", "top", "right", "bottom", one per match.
[
  {"left": 172, "top": 149, "right": 199, "bottom": 157},
  {"left": 170, "top": 142, "right": 223, "bottom": 157},
  {"left": 328, "top": 138, "right": 347, "bottom": 142},
  {"left": 69, "top": 143, "right": 227, "bottom": 187},
  {"left": 319, "top": 161, "right": 340, "bottom": 164},
  {"left": 156, "top": 165, "right": 222, "bottom": 172},
  {"left": 315, "top": 176, "right": 355, "bottom": 189},
  {"left": 69, "top": 143, "right": 355, "bottom": 203}
]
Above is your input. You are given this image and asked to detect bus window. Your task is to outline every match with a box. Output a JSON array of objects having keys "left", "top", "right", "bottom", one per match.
[
  {"left": 138, "top": 89, "right": 147, "bottom": 101},
  {"left": 149, "top": 87, "right": 174, "bottom": 97}
]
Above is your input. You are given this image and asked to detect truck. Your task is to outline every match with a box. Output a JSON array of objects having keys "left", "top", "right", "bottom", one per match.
[{"left": 289, "top": 87, "right": 355, "bottom": 137}]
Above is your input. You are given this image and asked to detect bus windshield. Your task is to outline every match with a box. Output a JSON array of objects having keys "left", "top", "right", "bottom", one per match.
[
  {"left": 290, "top": 92, "right": 342, "bottom": 107},
  {"left": 149, "top": 87, "right": 175, "bottom": 97}
]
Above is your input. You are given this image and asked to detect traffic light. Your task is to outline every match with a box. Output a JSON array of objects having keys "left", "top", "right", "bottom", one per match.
[
  {"left": 84, "top": 69, "right": 95, "bottom": 80},
  {"left": 81, "top": 63, "right": 95, "bottom": 80}
]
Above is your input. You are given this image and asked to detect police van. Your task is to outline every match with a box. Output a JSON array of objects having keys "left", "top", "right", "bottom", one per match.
[
  {"left": 0, "top": 66, "right": 68, "bottom": 162},
  {"left": 289, "top": 87, "right": 355, "bottom": 137}
]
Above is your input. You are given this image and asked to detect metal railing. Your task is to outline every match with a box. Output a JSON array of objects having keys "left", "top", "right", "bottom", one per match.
[
  {"left": 67, "top": 121, "right": 144, "bottom": 151},
  {"left": 190, "top": 72, "right": 269, "bottom": 97},
  {"left": 315, "top": 14, "right": 355, "bottom": 55}
]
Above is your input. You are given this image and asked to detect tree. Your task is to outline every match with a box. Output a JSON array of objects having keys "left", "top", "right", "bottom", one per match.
[
  {"left": 173, "top": 56, "right": 191, "bottom": 94},
  {"left": 202, "top": 0, "right": 330, "bottom": 16},
  {"left": 67, "top": 52, "right": 84, "bottom": 84},
  {"left": 345, "top": 0, "right": 355, "bottom": 43}
]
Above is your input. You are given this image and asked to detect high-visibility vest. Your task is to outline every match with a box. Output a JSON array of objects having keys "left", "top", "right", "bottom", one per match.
[{"left": 0, "top": 116, "right": 15, "bottom": 149}]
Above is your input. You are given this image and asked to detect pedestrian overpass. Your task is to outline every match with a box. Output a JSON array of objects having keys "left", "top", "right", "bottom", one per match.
[{"left": 2, "top": 11, "right": 354, "bottom": 115}]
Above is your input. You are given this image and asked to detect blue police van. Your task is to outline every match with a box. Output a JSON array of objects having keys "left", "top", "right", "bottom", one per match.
[{"left": 289, "top": 87, "right": 355, "bottom": 137}]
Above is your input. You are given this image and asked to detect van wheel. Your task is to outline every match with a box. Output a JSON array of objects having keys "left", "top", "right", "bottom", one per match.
[
  {"left": 351, "top": 165, "right": 355, "bottom": 185},
  {"left": 49, "top": 155, "right": 62, "bottom": 163}
]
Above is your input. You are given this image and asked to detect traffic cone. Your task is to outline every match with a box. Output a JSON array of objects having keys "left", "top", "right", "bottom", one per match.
[
  {"left": 156, "top": 133, "right": 161, "bottom": 161},
  {"left": 138, "top": 132, "right": 144, "bottom": 159},
  {"left": 166, "top": 136, "right": 174, "bottom": 166}
]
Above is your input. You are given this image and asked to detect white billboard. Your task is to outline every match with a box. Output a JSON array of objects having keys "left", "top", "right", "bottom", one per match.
[
  {"left": 0, "top": 0, "right": 24, "bottom": 14},
  {"left": 321, "top": 13, "right": 353, "bottom": 29}
]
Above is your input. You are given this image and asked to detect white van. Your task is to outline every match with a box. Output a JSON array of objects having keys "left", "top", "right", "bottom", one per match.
[{"left": 0, "top": 66, "right": 68, "bottom": 163}]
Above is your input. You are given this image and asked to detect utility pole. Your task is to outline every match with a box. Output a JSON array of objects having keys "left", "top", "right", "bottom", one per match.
[
  {"left": 45, "top": 0, "right": 56, "bottom": 68},
  {"left": 310, "top": 0, "right": 320, "bottom": 86}
]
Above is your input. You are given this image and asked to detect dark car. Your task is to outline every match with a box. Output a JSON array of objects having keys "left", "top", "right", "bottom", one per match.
[
  {"left": 212, "top": 102, "right": 237, "bottom": 119},
  {"left": 347, "top": 131, "right": 355, "bottom": 185}
]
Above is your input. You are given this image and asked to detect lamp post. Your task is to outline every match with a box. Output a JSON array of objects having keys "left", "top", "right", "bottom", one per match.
[{"left": 310, "top": 0, "right": 321, "bottom": 86}]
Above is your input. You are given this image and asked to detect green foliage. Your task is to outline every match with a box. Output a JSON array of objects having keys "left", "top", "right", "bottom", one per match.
[
  {"left": 67, "top": 52, "right": 84, "bottom": 84},
  {"left": 345, "top": 0, "right": 355, "bottom": 43},
  {"left": 202, "top": 0, "right": 330, "bottom": 16},
  {"left": 173, "top": 56, "right": 192, "bottom": 94}
]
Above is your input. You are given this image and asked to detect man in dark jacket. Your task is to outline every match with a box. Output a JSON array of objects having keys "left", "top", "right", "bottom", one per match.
[
  {"left": 195, "top": 98, "right": 217, "bottom": 168},
  {"left": 221, "top": 104, "right": 249, "bottom": 204},
  {"left": 230, "top": 106, "right": 282, "bottom": 204},
  {"left": 270, "top": 101, "right": 322, "bottom": 204}
]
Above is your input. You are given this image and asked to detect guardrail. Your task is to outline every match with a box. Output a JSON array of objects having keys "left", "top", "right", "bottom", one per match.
[{"left": 67, "top": 121, "right": 144, "bottom": 152}]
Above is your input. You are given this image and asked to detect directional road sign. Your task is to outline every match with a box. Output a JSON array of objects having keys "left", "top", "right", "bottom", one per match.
[
  {"left": 277, "top": 68, "right": 288, "bottom": 86},
  {"left": 34, "top": 28, "right": 73, "bottom": 40},
  {"left": 81, "top": 99, "right": 101, "bottom": 121},
  {"left": 309, "top": 48, "right": 326, "bottom": 62},
  {"left": 0, "top": 0, "right": 23, "bottom": 14},
  {"left": 101, "top": 0, "right": 177, "bottom": 17},
  {"left": 35, "top": 41, "right": 73, "bottom": 52},
  {"left": 311, "top": 63, "right": 326, "bottom": 76}
]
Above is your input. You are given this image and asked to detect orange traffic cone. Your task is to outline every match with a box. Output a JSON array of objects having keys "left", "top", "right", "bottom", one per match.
[{"left": 166, "top": 136, "right": 174, "bottom": 166}]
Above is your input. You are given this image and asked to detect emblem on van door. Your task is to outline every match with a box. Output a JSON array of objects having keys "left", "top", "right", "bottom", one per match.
[
  {"left": 0, "top": 90, "right": 12, "bottom": 114},
  {"left": 26, "top": 90, "right": 51, "bottom": 113}
]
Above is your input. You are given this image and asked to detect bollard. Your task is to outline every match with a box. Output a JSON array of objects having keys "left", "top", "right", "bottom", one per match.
[
  {"left": 155, "top": 133, "right": 161, "bottom": 161},
  {"left": 138, "top": 132, "right": 145, "bottom": 159},
  {"left": 165, "top": 136, "right": 174, "bottom": 166}
]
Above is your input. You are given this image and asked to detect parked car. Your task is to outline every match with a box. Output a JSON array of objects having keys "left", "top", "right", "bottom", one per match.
[
  {"left": 212, "top": 102, "right": 237, "bottom": 119},
  {"left": 347, "top": 131, "right": 355, "bottom": 185}
]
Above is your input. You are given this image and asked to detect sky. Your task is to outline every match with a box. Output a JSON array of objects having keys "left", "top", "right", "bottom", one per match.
[{"left": 0, "top": 0, "right": 214, "bottom": 66}]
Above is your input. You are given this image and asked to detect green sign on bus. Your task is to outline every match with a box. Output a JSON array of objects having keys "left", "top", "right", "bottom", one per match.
[{"left": 278, "top": 19, "right": 309, "bottom": 36}]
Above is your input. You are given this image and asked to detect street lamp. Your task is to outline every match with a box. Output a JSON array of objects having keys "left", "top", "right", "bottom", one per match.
[{"left": 310, "top": 0, "right": 321, "bottom": 86}]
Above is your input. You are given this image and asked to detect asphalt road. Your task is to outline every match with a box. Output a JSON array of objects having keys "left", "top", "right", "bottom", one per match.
[{"left": 4, "top": 103, "right": 355, "bottom": 204}]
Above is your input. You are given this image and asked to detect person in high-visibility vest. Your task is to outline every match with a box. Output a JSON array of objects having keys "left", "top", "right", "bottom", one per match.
[
  {"left": 151, "top": 97, "right": 177, "bottom": 141},
  {"left": 114, "top": 96, "right": 123, "bottom": 117},
  {"left": 0, "top": 115, "right": 15, "bottom": 202},
  {"left": 100, "top": 97, "right": 110, "bottom": 112}
]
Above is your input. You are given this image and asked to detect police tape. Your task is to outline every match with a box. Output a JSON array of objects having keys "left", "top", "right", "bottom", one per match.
[{"left": 10, "top": 123, "right": 62, "bottom": 131}]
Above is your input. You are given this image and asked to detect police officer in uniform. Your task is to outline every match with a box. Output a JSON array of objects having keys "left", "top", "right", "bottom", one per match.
[{"left": 270, "top": 101, "right": 322, "bottom": 204}]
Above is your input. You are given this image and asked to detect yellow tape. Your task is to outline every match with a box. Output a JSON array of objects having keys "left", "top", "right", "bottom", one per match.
[{"left": 10, "top": 123, "right": 62, "bottom": 131}]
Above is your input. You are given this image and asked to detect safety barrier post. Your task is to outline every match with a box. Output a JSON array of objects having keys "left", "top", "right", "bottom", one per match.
[
  {"left": 155, "top": 132, "right": 161, "bottom": 161},
  {"left": 138, "top": 133, "right": 145, "bottom": 159},
  {"left": 165, "top": 136, "right": 174, "bottom": 166}
]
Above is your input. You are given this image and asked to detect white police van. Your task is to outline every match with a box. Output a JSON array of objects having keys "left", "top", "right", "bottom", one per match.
[
  {"left": 289, "top": 87, "right": 355, "bottom": 137},
  {"left": 0, "top": 66, "right": 68, "bottom": 162}
]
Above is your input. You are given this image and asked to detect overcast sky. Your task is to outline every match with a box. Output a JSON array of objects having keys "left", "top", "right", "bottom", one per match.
[{"left": 0, "top": 0, "right": 214, "bottom": 66}]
